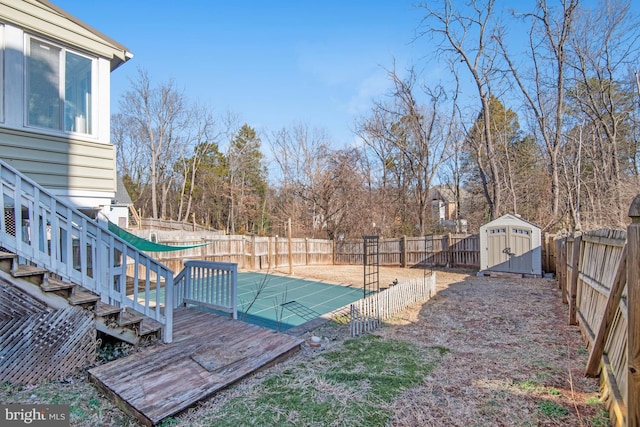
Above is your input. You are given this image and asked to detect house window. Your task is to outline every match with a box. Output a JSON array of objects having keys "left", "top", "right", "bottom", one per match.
[{"left": 27, "top": 37, "right": 93, "bottom": 134}]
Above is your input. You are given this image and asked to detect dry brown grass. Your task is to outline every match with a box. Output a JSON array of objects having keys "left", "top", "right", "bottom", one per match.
[
  {"left": 0, "top": 266, "right": 607, "bottom": 426},
  {"left": 379, "top": 273, "right": 605, "bottom": 426}
]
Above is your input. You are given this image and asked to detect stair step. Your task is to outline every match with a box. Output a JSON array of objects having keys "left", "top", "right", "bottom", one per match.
[
  {"left": 69, "top": 289, "right": 100, "bottom": 305},
  {"left": 41, "top": 277, "right": 75, "bottom": 292},
  {"left": 95, "top": 301, "right": 122, "bottom": 317},
  {"left": 118, "top": 311, "right": 142, "bottom": 327},
  {"left": 0, "top": 251, "right": 17, "bottom": 260},
  {"left": 0, "top": 251, "right": 16, "bottom": 274},
  {"left": 11, "top": 264, "right": 48, "bottom": 278},
  {"left": 139, "top": 318, "right": 163, "bottom": 337}
]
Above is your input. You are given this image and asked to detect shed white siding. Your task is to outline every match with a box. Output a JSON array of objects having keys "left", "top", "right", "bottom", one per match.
[{"left": 479, "top": 214, "right": 542, "bottom": 276}]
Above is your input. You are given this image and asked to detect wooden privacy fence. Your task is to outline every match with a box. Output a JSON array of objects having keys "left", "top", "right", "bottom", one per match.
[
  {"left": 349, "top": 273, "right": 437, "bottom": 336},
  {"left": 138, "top": 232, "right": 483, "bottom": 272},
  {"left": 335, "top": 234, "right": 479, "bottom": 268},
  {"left": 137, "top": 218, "right": 224, "bottom": 233},
  {"left": 555, "top": 196, "right": 640, "bottom": 427},
  {"left": 131, "top": 230, "right": 562, "bottom": 275}
]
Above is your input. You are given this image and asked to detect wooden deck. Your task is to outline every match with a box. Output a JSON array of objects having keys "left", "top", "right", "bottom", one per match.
[{"left": 88, "top": 308, "right": 304, "bottom": 426}]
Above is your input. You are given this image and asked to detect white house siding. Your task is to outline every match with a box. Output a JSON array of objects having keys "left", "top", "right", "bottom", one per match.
[
  {"left": 0, "top": 129, "right": 116, "bottom": 207},
  {"left": 0, "top": 1, "right": 131, "bottom": 210}
]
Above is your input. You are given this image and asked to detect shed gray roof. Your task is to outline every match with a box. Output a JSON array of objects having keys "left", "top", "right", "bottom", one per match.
[{"left": 482, "top": 213, "right": 541, "bottom": 230}]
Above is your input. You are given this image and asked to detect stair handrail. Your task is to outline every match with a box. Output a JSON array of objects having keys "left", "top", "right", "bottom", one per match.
[
  {"left": 174, "top": 260, "right": 237, "bottom": 319},
  {"left": 0, "top": 159, "right": 174, "bottom": 343}
]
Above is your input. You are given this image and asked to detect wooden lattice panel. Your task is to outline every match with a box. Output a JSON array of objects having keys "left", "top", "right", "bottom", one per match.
[
  {"left": 0, "top": 307, "right": 96, "bottom": 385},
  {"left": 0, "top": 279, "right": 49, "bottom": 321}
]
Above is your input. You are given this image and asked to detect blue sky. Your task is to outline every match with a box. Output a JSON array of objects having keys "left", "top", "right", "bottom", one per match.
[
  {"left": 53, "top": 1, "right": 425, "bottom": 147},
  {"left": 52, "top": 0, "right": 640, "bottom": 152}
]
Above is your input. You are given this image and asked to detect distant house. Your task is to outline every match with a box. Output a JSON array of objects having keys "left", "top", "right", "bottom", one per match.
[
  {"left": 104, "top": 177, "right": 133, "bottom": 228},
  {"left": 0, "top": 0, "right": 132, "bottom": 217},
  {"left": 430, "top": 185, "right": 468, "bottom": 233}
]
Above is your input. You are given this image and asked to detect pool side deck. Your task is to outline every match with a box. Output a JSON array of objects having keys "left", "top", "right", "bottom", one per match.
[{"left": 88, "top": 308, "right": 304, "bottom": 426}]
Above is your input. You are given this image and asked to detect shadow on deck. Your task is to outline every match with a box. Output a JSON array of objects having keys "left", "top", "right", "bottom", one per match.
[{"left": 88, "top": 307, "right": 304, "bottom": 426}]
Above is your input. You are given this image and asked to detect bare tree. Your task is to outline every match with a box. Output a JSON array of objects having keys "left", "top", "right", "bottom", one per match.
[
  {"left": 497, "top": 0, "right": 578, "bottom": 224},
  {"left": 357, "top": 66, "right": 454, "bottom": 234},
  {"left": 176, "top": 104, "right": 220, "bottom": 223},
  {"left": 112, "top": 112, "right": 148, "bottom": 201},
  {"left": 119, "top": 68, "right": 188, "bottom": 219},
  {"left": 419, "top": 0, "right": 503, "bottom": 220},
  {"left": 560, "top": 121, "right": 585, "bottom": 231},
  {"left": 440, "top": 64, "right": 466, "bottom": 226},
  {"left": 566, "top": 0, "right": 640, "bottom": 226},
  {"left": 269, "top": 124, "right": 333, "bottom": 237}
]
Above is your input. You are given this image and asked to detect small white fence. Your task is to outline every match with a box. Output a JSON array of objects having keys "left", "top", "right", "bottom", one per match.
[{"left": 349, "top": 273, "right": 437, "bottom": 336}]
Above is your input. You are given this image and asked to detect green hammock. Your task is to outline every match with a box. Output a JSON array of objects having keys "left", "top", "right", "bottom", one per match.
[{"left": 107, "top": 221, "right": 211, "bottom": 252}]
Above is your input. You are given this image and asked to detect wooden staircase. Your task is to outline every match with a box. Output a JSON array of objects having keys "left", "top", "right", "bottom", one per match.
[{"left": 0, "top": 250, "right": 162, "bottom": 345}]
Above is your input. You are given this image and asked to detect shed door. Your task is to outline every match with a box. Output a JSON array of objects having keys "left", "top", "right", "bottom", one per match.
[
  {"left": 487, "top": 227, "right": 509, "bottom": 271},
  {"left": 509, "top": 227, "right": 533, "bottom": 274},
  {"left": 486, "top": 226, "right": 533, "bottom": 274}
]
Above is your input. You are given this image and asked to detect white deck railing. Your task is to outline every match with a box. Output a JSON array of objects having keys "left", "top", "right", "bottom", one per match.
[
  {"left": 0, "top": 159, "right": 174, "bottom": 343},
  {"left": 174, "top": 260, "right": 238, "bottom": 319}
]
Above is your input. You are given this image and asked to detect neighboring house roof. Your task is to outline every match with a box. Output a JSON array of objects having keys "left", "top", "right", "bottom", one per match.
[
  {"left": 0, "top": 0, "right": 133, "bottom": 70},
  {"left": 113, "top": 177, "right": 133, "bottom": 206},
  {"left": 431, "top": 185, "right": 470, "bottom": 203}
]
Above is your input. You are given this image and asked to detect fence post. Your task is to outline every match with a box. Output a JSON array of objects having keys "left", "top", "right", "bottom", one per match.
[
  {"left": 543, "top": 233, "right": 551, "bottom": 273},
  {"left": 287, "top": 218, "right": 293, "bottom": 275},
  {"left": 627, "top": 195, "right": 640, "bottom": 427},
  {"left": 400, "top": 236, "right": 407, "bottom": 268},
  {"left": 555, "top": 237, "right": 565, "bottom": 293},
  {"left": 305, "top": 238, "right": 310, "bottom": 265},
  {"left": 251, "top": 234, "right": 257, "bottom": 269},
  {"left": 332, "top": 239, "right": 337, "bottom": 265},
  {"left": 569, "top": 233, "right": 582, "bottom": 325}
]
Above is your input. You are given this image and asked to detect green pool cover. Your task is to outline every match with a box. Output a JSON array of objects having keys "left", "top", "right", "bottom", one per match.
[
  {"left": 234, "top": 272, "right": 364, "bottom": 331},
  {"left": 108, "top": 221, "right": 210, "bottom": 252}
]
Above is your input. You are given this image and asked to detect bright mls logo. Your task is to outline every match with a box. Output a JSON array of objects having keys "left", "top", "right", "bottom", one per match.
[{"left": 0, "top": 404, "right": 69, "bottom": 426}]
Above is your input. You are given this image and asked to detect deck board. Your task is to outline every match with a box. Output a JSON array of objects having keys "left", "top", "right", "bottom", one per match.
[{"left": 88, "top": 308, "right": 304, "bottom": 426}]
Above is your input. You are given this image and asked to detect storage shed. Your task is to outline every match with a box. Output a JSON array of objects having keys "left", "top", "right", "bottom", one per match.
[{"left": 479, "top": 214, "right": 542, "bottom": 276}]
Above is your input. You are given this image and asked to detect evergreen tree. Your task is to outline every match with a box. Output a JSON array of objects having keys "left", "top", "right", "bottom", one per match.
[{"left": 227, "top": 125, "right": 268, "bottom": 234}]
